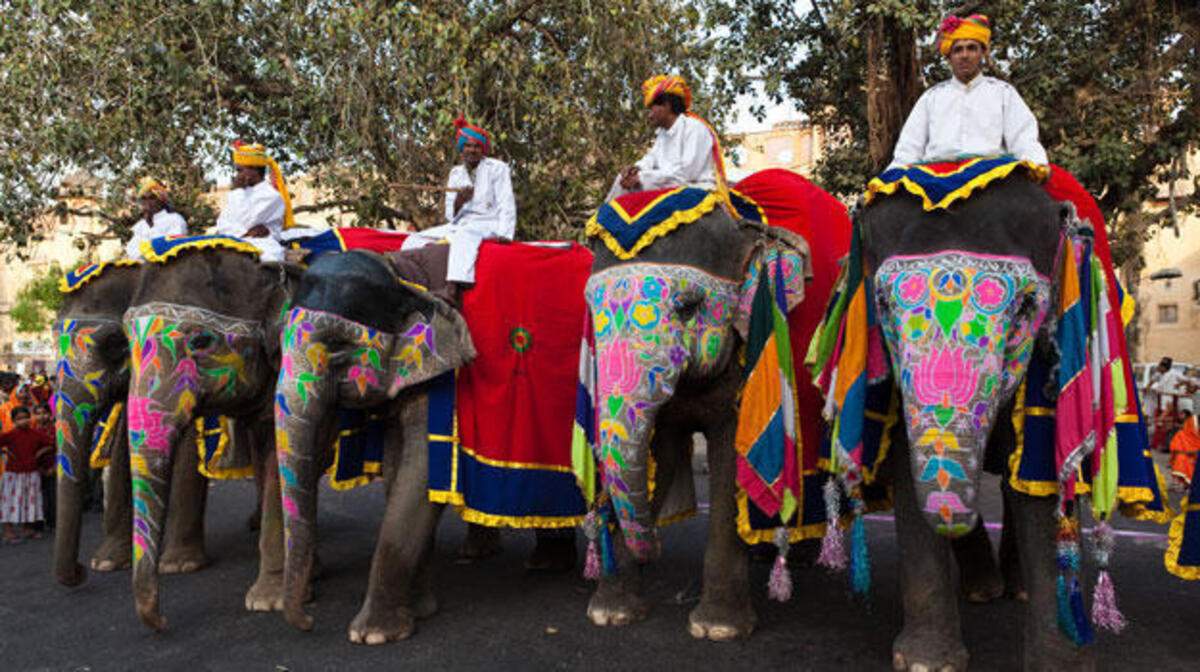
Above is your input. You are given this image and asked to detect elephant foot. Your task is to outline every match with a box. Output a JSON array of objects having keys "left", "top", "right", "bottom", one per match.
[
  {"left": 586, "top": 580, "right": 649, "bottom": 627},
  {"left": 1022, "top": 630, "right": 1095, "bottom": 672},
  {"left": 687, "top": 598, "right": 756, "bottom": 641},
  {"left": 455, "top": 524, "right": 501, "bottom": 564},
  {"left": 348, "top": 600, "right": 417, "bottom": 645},
  {"left": 525, "top": 535, "right": 577, "bottom": 574},
  {"left": 55, "top": 562, "right": 87, "bottom": 587},
  {"left": 892, "top": 627, "right": 969, "bottom": 672},
  {"left": 244, "top": 570, "right": 289, "bottom": 612},
  {"left": 90, "top": 538, "right": 132, "bottom": 572},
  {"left": 960, "top": 562, "right": 1004, "bottom": 604},
  {"left": 159, "top": 546, "right": 209, "bottom": 575}
]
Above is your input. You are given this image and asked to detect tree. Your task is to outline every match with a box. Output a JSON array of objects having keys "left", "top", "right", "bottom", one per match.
[
  {"left": 705, "top": 0, "right": 1200, "bottom": 270},
  {"left": 8, "top": 265, "right": 65, "bottom": 334},
  {"left": 0, "top": 1, "right": 730, "bottom": 245}
]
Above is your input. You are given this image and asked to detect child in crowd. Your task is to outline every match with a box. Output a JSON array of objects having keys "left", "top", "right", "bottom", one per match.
[
  {"left": 32, "top": 403, "right": 56, "bottom": 531},
  {"left": 0, "top": 406, "right": 53, "bottom": 543}
]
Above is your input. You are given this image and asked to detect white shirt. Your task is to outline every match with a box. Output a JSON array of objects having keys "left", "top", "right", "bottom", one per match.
[
  {"left": 214, "top": 179, "right": 286, "bottom": 238},
  {"left": 442, "top": 157, "right": 516, "bottom": 240},
  {"left": 635, "top": 114, "right": 717, "bottom": 191},
  {"left": 125, "top": 210, "right": 188, "bottom": 260},
  {"left": 890, "top": 75, "right": 1048, "bottom": 168}
]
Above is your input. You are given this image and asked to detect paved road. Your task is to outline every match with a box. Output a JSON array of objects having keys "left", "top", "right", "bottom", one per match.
[{"left": 3, "top": 460, "right": 1199, "bottom": 671}]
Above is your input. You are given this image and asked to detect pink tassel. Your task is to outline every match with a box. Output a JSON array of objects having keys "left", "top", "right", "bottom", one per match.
[
  {"left": 768, "top": 554, "right": 793, "bottom": 602},
  {"left": 583, "top": 539, "right": 600, "bottom": 580},
  {"left": 1091, "top": 570, "right": 1126, "bottom": 633},
  {"left": 817, "top": 479, "right": 847, "bottom": 570}
]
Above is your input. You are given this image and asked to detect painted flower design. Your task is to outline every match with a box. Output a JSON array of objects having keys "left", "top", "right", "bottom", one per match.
[
  {"left": 895, "top": 271, "right": 929, "bottom": 308},
  {"left": 641, "top": 276, "right": 665, "bottom": 300},
  {"left": 910, "top": 346, "right": 979, "bottom": 407},
  {"left": 126, "top": 394, "right": 176, "bottom": 454},
  {"left": 630, "top": 301, "right": 660, "bottom": 330},
  {"left": 598, "top": 338, "right": 641, "bottom": 396},
  {"left": 971, "top": 275, "right": 1010, "bottom": 313}
]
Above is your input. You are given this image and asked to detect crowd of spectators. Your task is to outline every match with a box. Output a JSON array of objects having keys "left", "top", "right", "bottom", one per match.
[{"left": 0, "top": 370, "right": 56, "bottom": 543}]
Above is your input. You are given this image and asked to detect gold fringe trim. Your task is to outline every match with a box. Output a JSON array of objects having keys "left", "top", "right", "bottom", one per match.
[
  {"left": 195, "top": 415, "right": 254, "bottom": 480},
  {"left": 88, "top": 402, "right": 124, "bottom": 469},
  {"left": 59, "top": 259, "right": 140, "bottom": 294},
  {"left": 1165, "top": 497, "right": 1200, "bottom": 580},
  {"left": 584, "top": 190, "right": 721, "bottom": 260},
  {"left": 735, "top": 489, "right": 828, "bottom": 545},
  {"left": 141, "top": 237, "right": 262, "bottom": 264},
  {"left": 864, "top": 159, "right": 1051, "bottom": 211}
]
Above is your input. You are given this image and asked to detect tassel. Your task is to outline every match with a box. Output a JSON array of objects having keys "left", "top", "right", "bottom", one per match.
[
  {"left": 583, "top": 539, "right": 600, "bottom": 580},
  {"left": 768, "top": 527, "right": 793, "bottom": 602},
  {"left": 1056, "top": 574, "right": 1078, "bottom": 643},
  {"left": 598, "top": 508, "right": 618, "bottom": 576},
  {"left": 1069, "top": 577, "right": 1095, "bottom": 645},
  {"left": 849, "top": 507, "right": 871, "bottom": 596},
  {"left": 817, "top": 478, "right": 847, "bottom": 570},
  {"left": 1090, "top": 521, "right": 1126, "bottom": 633}
]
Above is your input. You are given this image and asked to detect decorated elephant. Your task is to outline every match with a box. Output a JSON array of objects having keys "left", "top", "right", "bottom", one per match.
[
  {"left": 52, "top": 261, "right": 208, "bottom": 585},
  {"left": 275, "top": 239, "right": 587, "bottom": 643},
  {"left": 121, "top": 238, "right": 302, "bottom": 630},
  {"left": 812, "top": 160, "right": 1171, "bottom": 670}
]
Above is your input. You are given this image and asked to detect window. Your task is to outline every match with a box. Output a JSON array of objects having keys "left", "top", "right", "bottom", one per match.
[{"left": 1158, "top": 303, "right": 1179, "bottom": 324}]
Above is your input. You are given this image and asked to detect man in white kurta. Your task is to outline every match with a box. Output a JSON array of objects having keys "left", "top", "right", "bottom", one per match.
[
  {"left": 212, "top": 142, "right": 294, "bottom": 263},
  {"left": 890, "top": 14, "right": 1048, "bottom": 168},
  {"left": 608, "top": 75, "right": 720, "bottom": 200},
  {"left": 125, "top": 177, "right": 188, "bottom": 260},
  {"left": 401, "top": 118, "right": 516, "bottom": 285}
]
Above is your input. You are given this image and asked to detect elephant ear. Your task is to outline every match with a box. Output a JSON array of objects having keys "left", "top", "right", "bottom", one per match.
[
  {"left": 386, "top": 285, "right": 477, "bottom": 397},
  {"left": 734, "top": 234, "right": 811, "bottom": 340}
]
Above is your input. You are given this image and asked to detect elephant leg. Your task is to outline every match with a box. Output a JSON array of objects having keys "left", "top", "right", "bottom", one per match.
[
  {"left": 246, "top": 445, "right": 288, "bottom": 612},
  {"left": 92, "top": 435, "right": 132, "bottom": 572},
  {"left": 1005, "top": 485, "right": 1094, "bottom": 671},
  {"left": 999, "top": 488, "right": 1026, "bottom": 600},
  {"left": 456, "top": 523, "right": 501, "bottom": 562},
  {"left": 951, "top": 516, "right": 1004, "bottom": 603},
  {"left": 526, "top": 527, "right": 577, "bottom": 573},
  {"left": 688, "top": 416, "right": 755, "bottom": 641},
  {"left": 349, "top": 396, "right": 442, "bottom": 645},
  {"left": 892, "top": 440, "right": 969, "bottom": 672},
  {"left": 586, "top": 533, "right": 650, "bottom": 627},
  {"left": 160, "top": 439, "right": 209, "bottom": 575}
]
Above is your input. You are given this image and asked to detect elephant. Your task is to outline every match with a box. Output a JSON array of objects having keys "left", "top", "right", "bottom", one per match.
[
  {"left": 582, "top": 208, "right": 815, "bottom": 640},
  {"left": 858, "top": 174, "right": 1090, "bottom": 670},
  {"left": 274, "top": 249, "right": 523, "bottom": 643},
  {"left": 122, "top": 247, "right": 302, "bottom": 630},
  {"left": 52, "top": 263, "right": 209, "bottom": 587}
]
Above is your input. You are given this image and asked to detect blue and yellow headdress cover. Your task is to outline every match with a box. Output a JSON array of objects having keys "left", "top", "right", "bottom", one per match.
[
  {"left": 640, "top": 74, "right": 736, "bottom": 219},
  {"left": 231, "top": 141, "right": 294, "bottom": 229},
  {"left": 454, "top": 116, "right": 492, "bottom": 154}
]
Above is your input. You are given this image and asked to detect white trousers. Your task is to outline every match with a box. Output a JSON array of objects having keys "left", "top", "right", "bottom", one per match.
[
  {"left": 245, "top": 235, "right": 285, "bottom": 263},
  {"left": 402, "top": 223, "right": 496, "bottom": 283}
]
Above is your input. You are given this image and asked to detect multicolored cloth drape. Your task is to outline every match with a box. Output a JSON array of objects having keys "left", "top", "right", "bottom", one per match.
[
  {"left": 585, "top": 187, "right": 722, "bottom": 260},
  {"left": 60, "top": 260, "right": 141, "bottom": 293},
  {"left": 865, "top": 155, "right": 1050, "bottom": 211},
  {"left": 1166, "top": 474, "right": 1200, "bottom": 580},
  {"left": 140, "top": 235, "right": 262, "bottom": 264}
]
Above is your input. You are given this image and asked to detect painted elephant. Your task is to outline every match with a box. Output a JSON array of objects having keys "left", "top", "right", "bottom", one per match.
[
  {"left": 52, "top": 263, "right": 208, "bottom": 586},
  {"left": 859, "top": 175, "right": 1087, "bottom": 670},
  {"left": 122, "top": 247, "right": 302, "bottom": 630},
  {"left": 273, "top": 250, "right": 480, "bottom": 641},
  {"left": 583, "top": 208, "right": 813, "bottom": 640}
]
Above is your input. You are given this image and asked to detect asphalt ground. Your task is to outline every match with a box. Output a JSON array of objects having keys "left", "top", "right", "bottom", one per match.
[{"left": 2, "top": 455, "right": 1199, "bottom": 671}]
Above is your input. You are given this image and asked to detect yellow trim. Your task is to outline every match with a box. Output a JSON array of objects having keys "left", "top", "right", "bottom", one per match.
[
  {"left": 428, "top": 489, "right": 584, "bottom": 528},
  {"left": 1008, "top": 381, "right": 1059, "bottom": 497},
  {"left": 332, "top": 227, "right": 349, "bottom": 252},
  {"left": 735, "top": 489, "right": 828, "bottom": 545},
  {"left": 1165, "top": 496, "right": 1200, "bottom": 580},
  {"left": 141, "top": 237, "right": 262, "bottom": 264},
  {"left": 195, "top": 415, "right": 254, "bottom": 480},
  {"left": 729, "top": 188, "right": 769, "bottom": 226},
  {"left": 657, "top": 508, "right": 697, "bottom": 527},
  {"left": 429, "top": 489, "right": 465, "bottom": 506},
  {"left": 864, "top": 159, "right": 1051, "bottom": 211},
  {"left": 861, "top": 391, "right": 899, "bottom": 485},
  {"left": 88, "top": 402, "right": 124, "bottom": 469},
  {"left": 59, "top": 259, "right": 140, "bottom": 294},
  {"left": 584, "top": 190, "right": 722, "bottom": 260},
  {"left": 324, "top": 414, "right": 386, "bottom": 491}
]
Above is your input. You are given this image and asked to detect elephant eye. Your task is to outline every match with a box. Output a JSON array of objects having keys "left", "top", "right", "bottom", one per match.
[{"left": 187, "top": 332, "right": 216, "bottom": 352}]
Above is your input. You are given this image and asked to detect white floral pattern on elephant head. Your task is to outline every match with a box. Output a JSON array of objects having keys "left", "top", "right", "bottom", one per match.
[
  {"left": 585, "top": 263, "right": 741, "bottom": 559},
  {"left": 875, "top": 251, "right": 1049, "bottom": 536}
]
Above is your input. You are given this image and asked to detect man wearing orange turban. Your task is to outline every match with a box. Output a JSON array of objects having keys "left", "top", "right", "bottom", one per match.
[
  {"left": 125, "top": 177, "right": 189, "bottom": 260},
  {"left": 890, "top": 14, "right": 1047, "bottom": 167},
  {"left": 607, "top": 75, "right": 728, "bottom": 202}
]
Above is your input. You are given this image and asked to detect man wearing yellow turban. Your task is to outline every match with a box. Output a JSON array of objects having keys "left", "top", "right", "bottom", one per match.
[
  {"left": 125, "top": 177, "right": 189, "bottom": 260},
  {"left": 213, "top": 141, "right": 293, "bottom": 262},
  {"left": 607, "top": 75, "right": 728, "bottom": 201},
  {"left": 890, "top": 14, "right": 1047, "bottom": 167}
]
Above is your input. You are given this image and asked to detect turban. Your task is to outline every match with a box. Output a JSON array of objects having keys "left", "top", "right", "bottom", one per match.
[
  {"left": 231, "top": 141, "right": 294, "bottom": 229},
  {"left": 454, "top": 116, "right": 491, "bottom": 154},
  {"left": 939, "top": 14, "right": 991, "bottom": 56},
  {"left": 136, "top": 177, "right": 169, "bottom": 201},
  {"left": 641, "top": 75, "right": 692, "bottom": 110}
]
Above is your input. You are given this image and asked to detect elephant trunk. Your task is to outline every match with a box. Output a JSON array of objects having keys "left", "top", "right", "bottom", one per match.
[
  {"left": 126, "top": 387, "right": 194, "bottom": 631},
  {"left": 276, "top": 342, "right": 336, "bottom": 631}
]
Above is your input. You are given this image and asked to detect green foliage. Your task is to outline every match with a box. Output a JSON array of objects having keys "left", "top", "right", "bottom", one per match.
[
  {"left": 9, "top": 265, "right": 65, "bottom": 334},
  {"left": 705, "top": 0, "right": 1200, "bottom": 267},
  {"left": 0, "top": 1, "right": 730, "bottom": 244}
]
